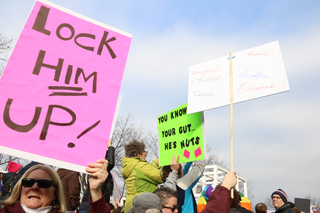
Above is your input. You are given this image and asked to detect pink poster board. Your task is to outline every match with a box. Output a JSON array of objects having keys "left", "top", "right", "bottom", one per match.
[{"left": 0, "top": 0, "right": 131, "bottom": 172}]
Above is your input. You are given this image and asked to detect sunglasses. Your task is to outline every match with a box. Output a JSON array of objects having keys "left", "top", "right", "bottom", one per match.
[
  {"left": 22, "top": 178, "right": 57, "bottom": 188},
  {"left": 162, "top": 205, "right": 178, "bottom": 212}
]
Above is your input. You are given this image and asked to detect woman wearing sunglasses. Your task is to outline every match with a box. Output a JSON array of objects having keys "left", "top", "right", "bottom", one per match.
[{"left": 0, "top": 159, "right": 110, "bottom": 213}]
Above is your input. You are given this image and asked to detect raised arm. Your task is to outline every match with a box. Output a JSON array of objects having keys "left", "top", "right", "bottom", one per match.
[
  {"left": 163, "top": 155, "right": 180, "bottom": 190},
  {"left": 178, "top": 159, "right": 205, "bottom": 188},
  {"left": 85, "top": 159, "right": 108, "bottom": 202},
  {"left": 201, "top": 170, "right": 237, "bottom": 213}
]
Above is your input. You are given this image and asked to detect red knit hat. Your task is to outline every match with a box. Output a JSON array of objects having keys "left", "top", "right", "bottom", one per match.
[{"left": 8, "top": 161, "right": 22, "bottom": 173}]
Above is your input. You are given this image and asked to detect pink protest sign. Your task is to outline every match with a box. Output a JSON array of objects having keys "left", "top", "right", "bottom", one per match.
[{"left": 0, "top": 0, "right": 131, "bottom": 172}]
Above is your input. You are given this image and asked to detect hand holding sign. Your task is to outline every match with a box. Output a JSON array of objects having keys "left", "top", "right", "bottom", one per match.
[
  {"left": 0, "top": 0, "right": 131, "bottom": 172},
  {"left": 158, "top": 103, "right": 206, "bottom": 166},
  {"left": 170, "top": 155, "right": 180, "bottom": 172}
]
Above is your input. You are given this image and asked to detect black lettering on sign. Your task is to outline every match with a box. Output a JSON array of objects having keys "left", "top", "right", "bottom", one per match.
[
  {"left": 179, "top": 124, "right": 192, "bottom": 134},
  {"left": 97, "top": 31, "right": 117, "bottom": 59},
  {"left": 158, "top": 114, "right": 167, "bottom": 124},
  {"left": 164, "top": 141, "right": 176, "bottom": 150},
  {"left": 195, "top": 136, "right": 200, "bottom": 145},
  {"left": 40, "top": 105, "right": 76, "bottom": 140},
  {"left": 32, "top": 5, "right": 117, "bottom": 59},
  {"left": 161, "top": 128, "right": 175, "bottom": 138},
  {"left": 171, "top": 107, "right": 187, "bottom": 119},
  {"left": 3, "top": 98, "right": 41, "bottom": 132},
  {"left": 56, "top": 23, "right": 75, "bottom": 40},
  {"left": 33, "top": 50, "right": 64, "bottom": 82},
  {"left": 180, "top": 140, "right": 185, "bottom": 149},
  {"left": 74, "top": 33, "right": 95, "bottom": 51},
  {"left": 75, "top": 68, "right": 97, "bottom": 93},
  {"left": 32, "top": 5, "right": 51, "bottom": 36},
  {"left": 33, "top": 50, "right": 97, "bottom": 94}
]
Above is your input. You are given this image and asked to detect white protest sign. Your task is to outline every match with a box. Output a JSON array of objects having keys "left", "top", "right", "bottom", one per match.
[{"left": 188, "top": 41, "right": 289, "bottom": 114}]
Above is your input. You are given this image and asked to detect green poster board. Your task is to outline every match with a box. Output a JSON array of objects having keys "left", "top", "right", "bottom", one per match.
[{"left": 158, "top": 103, "right": 206, "bottom": 166}]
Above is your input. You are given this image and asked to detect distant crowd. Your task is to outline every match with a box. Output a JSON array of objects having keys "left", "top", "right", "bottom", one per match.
[{"left": 0, "top": 139, "right": 301, "bottom": 213}]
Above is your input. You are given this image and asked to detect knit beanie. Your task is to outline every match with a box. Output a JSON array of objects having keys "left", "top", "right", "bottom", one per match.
[
  {"left": 8, "top": 161, "right": 22, "bottom": 173},
  {"left": 271, "top": 189, "right": 287, "bottom": 203}
]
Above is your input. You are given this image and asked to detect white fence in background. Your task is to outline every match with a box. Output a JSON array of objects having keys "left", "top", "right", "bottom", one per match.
[{"left": 193, "top": 165, "right": 248, "bottom": 201}]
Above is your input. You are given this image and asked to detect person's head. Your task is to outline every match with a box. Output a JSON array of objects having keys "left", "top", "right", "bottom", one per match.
[
  {"left": 128, "top": 192, "right": 163, "bottom": 213},
  {"left": 8, "top": 161, "right": 22, "bottom": 173},
  {"left": 161, "top": 165, "right": 183, "bottom": 182},
  {"left": 154, "top": 187, "right": 178, "bottom": 213},
  {"left": 271, "top": 189, "right": 287, "bottom": 209},
  {"left": 255, "top": 202, "right": 267, "bottom": 213},
  {"left": 1, "top": 165, "right": 66, "bottom": 212},
  {"left": 125, "top": 139, "right": 147, "bottom": 160}
]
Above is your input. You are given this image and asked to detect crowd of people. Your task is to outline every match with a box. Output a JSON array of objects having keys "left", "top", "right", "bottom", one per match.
[{"left": 0, "top": 139, "right": 301, "bottom": 213}]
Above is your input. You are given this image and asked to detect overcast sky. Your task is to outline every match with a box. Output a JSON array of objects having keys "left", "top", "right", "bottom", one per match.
[{"left": 1, "top": 0, "right": 320, "bottom": 208}]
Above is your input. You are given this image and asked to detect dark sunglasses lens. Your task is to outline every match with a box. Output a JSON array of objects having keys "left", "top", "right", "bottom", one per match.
[
  {"left": 22, "top": 179, "right": 35, "bottom": 187},
  {"left": 22, "top": 179, "right": 53, "bottom": 188},
  {"left": 37, "top": 180, "right": 52, "bottom": 188}
]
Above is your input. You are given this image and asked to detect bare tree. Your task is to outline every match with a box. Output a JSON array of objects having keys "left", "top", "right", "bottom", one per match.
[
  {"left": 204, "top": 145, "right": 228, "bottom": 168},
  {"left": 305, "top": 195, "right": 320, "bottom": 206},
  {"left": 0, "top": 154, "right": 31, "bottom": 170},
  {"left": 0, "top": 30, "right": 15, "bottom": 75},
  {"left": 264, "top": 196, "right": 275, "bottom": 210},
  {"left": 93, "top": 113, "right": 149, "bottom": 196}
]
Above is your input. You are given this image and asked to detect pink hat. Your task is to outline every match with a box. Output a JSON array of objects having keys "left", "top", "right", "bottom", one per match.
[{"left": 8, "top": 161, "right": 22, "bottom": 173}]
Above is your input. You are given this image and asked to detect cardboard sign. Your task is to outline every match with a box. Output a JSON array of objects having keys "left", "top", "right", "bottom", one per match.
[
  {"left": 188, "top": 41, "right": 290, "bottom": 114},
  {"left": 0, "top": 0, "right": 131, "bottom": 172},
  {"left": 112, "top": 173, "right": 122, "bottom": 202},
  {"left": 157, "top": 103, "right": 206, "bottom": 166}
]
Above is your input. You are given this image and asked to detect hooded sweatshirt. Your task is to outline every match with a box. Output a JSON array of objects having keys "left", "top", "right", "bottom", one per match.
[{"left": 121, "top": 157, "right": 163, "bottom": 213}]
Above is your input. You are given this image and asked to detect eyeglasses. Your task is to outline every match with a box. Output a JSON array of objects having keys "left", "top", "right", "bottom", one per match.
[
  {"left": 272, "top": 196, "right": 281, "bottom": 199},
  {"left": 22, "top": 178, "right": 57, "bottom": 188},
  {"left": 162, "top": 205, "right": 177, "bottom": 212}
]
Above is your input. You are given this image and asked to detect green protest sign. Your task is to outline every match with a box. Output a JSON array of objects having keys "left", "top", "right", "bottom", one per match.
[{"left": 158, "top": 103, "right": 205, "bottom": 166}]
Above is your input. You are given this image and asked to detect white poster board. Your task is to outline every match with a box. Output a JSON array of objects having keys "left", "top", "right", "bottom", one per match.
[{"left": 188, "top": 41, "right": 289, "bottom": 114}]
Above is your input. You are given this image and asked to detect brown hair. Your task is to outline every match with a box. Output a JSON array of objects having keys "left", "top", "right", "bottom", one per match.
[
  {"left": 255, "top": 203, "right": 267, "bottom": 213},
  {"left": 1, "top": 165, "right": 66, "bottom": 212},
  {"left": 154, "top": 187, "right": 178, "bottom": 206},
  {"left": 161, "top": 165, "right": 182, "bottom": 182},
  {"left": 231, "top": 190, "right": 241, "bottom": 208},
  {"left": 125, "top": 139, "right": 145, "bottom": 157}
]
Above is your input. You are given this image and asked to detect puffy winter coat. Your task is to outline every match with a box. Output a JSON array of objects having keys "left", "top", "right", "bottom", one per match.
[{"left": 121, "top": 157, "right": 163, "bottom": 213}]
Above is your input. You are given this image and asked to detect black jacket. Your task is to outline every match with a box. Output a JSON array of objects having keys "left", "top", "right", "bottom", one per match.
[
  {"left": 0, "top": 172, "right": 17, "bottom": 200},
  {"left": 275, "top": 202, "right": 296, "bottom": 213}
]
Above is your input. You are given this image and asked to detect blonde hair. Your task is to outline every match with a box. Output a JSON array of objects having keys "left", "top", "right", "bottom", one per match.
[{"left": 1, "top": 165, "right": 66, "bottom": 212}]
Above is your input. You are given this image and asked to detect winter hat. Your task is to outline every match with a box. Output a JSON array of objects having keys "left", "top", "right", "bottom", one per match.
[
  {"left": 128, "top": 193, "right": 163, "bottom": 213},
  {"left": 271, "top": 189, "right": 287, "bottom": 203},
  {"left": 8, "top": 161, "right": 22, "bottom": 173},
  {"left": 0, "top": 168, "right": 8, "bottom": 174}
]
